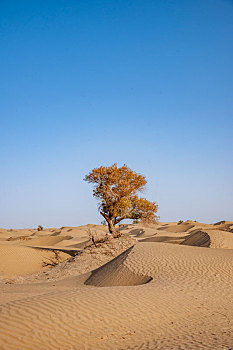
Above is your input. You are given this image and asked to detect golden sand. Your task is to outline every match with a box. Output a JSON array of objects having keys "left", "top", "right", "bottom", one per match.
[{"left": 0, "top": 221, "right": 233, "bottom": 349}]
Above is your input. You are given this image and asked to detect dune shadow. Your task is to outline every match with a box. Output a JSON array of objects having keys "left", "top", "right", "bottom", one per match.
[{"left": 181, "top": 231, "right": 210, "bottom": 247}]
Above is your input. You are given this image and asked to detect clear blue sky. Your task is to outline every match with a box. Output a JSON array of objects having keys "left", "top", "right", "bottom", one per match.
[{"left": 1, "top": 0, "right": 233, "bottom": 228}]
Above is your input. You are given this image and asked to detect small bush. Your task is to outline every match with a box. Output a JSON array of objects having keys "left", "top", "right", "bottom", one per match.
[
  {"left": 37, "top": 225, "right": 43, "bottom": 231},
  {"left": 177, "top": 220, "right": 184, "bottom": 225}
]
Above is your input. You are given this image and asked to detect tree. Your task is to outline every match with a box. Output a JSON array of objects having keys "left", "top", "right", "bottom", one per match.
[{"left": 84, "top": 164, "right": 158, "bottom": 234}]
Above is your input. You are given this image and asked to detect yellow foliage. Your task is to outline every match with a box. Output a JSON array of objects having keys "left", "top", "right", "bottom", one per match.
[{"left": 84, "top": 164, "right": 158, "bottom": 232}]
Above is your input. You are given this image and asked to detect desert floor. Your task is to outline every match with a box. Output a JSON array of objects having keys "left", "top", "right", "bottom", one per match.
[{"left": 0, "top": 220, "right": 233, "bottom": 349}]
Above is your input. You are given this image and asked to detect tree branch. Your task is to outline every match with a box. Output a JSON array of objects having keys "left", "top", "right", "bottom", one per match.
[
  {"left": 100, "top": 211, "right": 111, "bottom": 224},
  {"left": 114, "top": 216, "right": 128, "bottom": 225}
]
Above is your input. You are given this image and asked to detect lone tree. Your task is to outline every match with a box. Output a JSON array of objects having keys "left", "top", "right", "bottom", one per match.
[{"left": 84, "top": 164, "right": 158, "bottom": 234}]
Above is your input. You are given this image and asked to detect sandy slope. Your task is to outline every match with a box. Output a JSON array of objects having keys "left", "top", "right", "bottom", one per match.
[
  {"left": 0, "top": 245, "right": 69, "bottom": 276},
  {"left": 182, "top": 229, "right": 233, "bottom": 248},
  {"left": 0, "top": 225, "right": 108, "bottom": 277},
  {"left": 0, "top": 221, "right": 233, "bottom": 349}
]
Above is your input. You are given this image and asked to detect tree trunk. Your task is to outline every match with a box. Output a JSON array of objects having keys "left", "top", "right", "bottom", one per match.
[
  {"left": 100, "top": 212, "right": 117, "bottom": 235},
  {"left": 107, "top": 220, "right": 116, "bottom": 234}
]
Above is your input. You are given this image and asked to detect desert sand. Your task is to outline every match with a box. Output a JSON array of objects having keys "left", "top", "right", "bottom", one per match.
[{"left": 0, "top": 220, "right": 233, "bottom": 349}]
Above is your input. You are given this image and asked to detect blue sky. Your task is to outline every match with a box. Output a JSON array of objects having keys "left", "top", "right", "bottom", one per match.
[{"left": 0, "top": 0, "right": 233, "bottom": 228}]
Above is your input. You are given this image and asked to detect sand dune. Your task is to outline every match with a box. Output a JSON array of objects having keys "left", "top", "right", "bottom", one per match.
[
  {"left": 85, "top": 246, "right": 153, "bottom": 286},
  {"left": 1, "top": 242, "right": 233, "bottom": 349},
  {"left": 0, "top": 245, "right": 69, "bottom": 277},
  {"left": 213, "top": 220, "right": 233, "bottom": 232},
  {"left": 182, "top": 230, "right": 210, "bottom": 247},
  {"left": 119, "top": 225, "right": 160, "bottom": 238},
  {"left": 182, "top": 229, "right": 233, "bottom": 248},
  {"left": 24, "top": 235, "right": 73, "bottom": 246},
  {"left": 0, "top": 221, "right": 233, "bottom": 349},
  {"left": 157, "top": 222, "right": 195, "bottom": 232}
]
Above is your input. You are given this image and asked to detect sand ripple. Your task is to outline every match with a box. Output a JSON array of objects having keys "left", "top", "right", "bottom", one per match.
[{"left": 0, "top": 242, "right": 233, "bottom": 349}]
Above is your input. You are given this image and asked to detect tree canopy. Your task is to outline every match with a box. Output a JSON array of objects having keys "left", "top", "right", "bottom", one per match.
[{"left": 84, "top": 164, "right": 158, "bottom": 234}]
